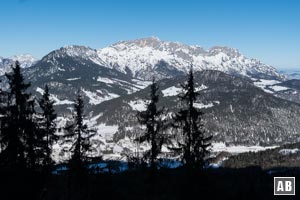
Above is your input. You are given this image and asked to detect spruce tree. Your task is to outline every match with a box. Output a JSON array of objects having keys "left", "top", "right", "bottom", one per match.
[
  {"left": 0, "top": 61, "right": 38, "bottom": 169},
  {"left": 38, "top": 85, "right": 57, "bottom": 169},
  {"left": 64, "top": 90, "right": 95, "bottom": 175},
  {"left": 0, "top": 80, "right": 7, "bottom": 153},
  {"left": 136, "top": 78, "right": 166, "bottom": 171},
  {"left": 172, "top": 67, "right": 212, "bottom": 169},
  {"left": 25, "top": 100, "right": 39, "bottom": 169}
]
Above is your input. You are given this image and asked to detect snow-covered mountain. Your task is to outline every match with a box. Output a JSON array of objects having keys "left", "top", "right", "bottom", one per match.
[
  {"left": 0, "top": 54, "right": 37, "bottom": 75},
  {"left": 41, "top": 45, "right": 106, "bottom": 67},
  {"left": 97, "top": 37, "right": 284, "bottom": 80},
  {"left": 17, "top": 46, "right": 152, "bottom": 114},
  {"left": 1, "top": 37, "right": 284, "bottom": 81}
]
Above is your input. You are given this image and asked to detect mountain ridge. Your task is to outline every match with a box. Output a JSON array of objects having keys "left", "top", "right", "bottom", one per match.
[
  {"left": 97, "top": 37, "right": 284, "bottom": 80},
  {"left": 0, "top": 37, "right": 285, "bottom": 81},
  {"left": 0, "top": 54, "right": 37, "bottom": 75}
]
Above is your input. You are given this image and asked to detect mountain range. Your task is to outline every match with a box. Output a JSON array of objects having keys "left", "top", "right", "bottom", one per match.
[
  {"left": 0, "top": 54, "right": 37, "bottom": 76},
  {"left": 1, "top": 37, "right": 299, "bottom": 162},
  {"left": 0, "top": 37, "right": 284, "bottom": 80}
]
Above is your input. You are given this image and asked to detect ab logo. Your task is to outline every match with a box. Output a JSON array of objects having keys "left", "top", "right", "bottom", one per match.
[{"left": 274, "top": 177, "right": 295, "bottom": 195}]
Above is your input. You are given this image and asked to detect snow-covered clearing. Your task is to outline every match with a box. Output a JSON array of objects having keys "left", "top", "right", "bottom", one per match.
[
  {"left": 252, "top": 79, "right": 282, "bottom": 93},
  {"left": 82, "top": 89, "right": 119, "bottom": 105},
  {"left": 211, "top": 142, "right": 278, "bottom": 154},
  {"left": 193, "top": 102, "right": 214, "bottom": 109},
  {"left": 97, "top": 77, "right": 114, "bottom": 84},
  {"left": 269, "top": 85, "right": 290, "bottom": 92},
  {"left": 162, "top": 84, "right": 207, "bottom": 97},
  {"left": 128, "top": 99, "right": 149, "bottom": 111},
  {"left": 162, "top": 86, "right": 182, "bottom": 97},
  {"left": 195, "top": 84, "right": 208, "bottom": 91},
  {"left": 66, "top": 77, "right": 81, "bottom": 81},
  {"left": 36, "top": 87, "right": 74, "bottom": 105},
  {"left": 279, "top": 148, "right": 299, "bottom": 155}
]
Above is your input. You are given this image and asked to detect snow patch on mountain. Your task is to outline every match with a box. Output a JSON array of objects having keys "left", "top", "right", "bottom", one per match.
[
  {"left": 53, "top": 99, "right": 74, "bottom": 105},
  {"left": 96, "top": 77, "right": 151, "bottom": 94},
  {"left": 36, "top": 87, "right": 74, "bottom": 105},
  {"left": 195, "top": 84, "right": 208, "bottom": 91},
  {"left": 194, "top": 102, "right": 214, "bottom": 109},
  {"left": 97, "top": 77, "right": 114, "bottom": 84},
  {"left": 162, "top": 84, "right": 207, "bottom": 97},
  {"left": 269, "top": 85, "right": 290, "bottom": 92},
  {"left": 82, "top": 89, "right": 119, "bottom": 105},
  {"left": 128, "top": 99, "right": 149, "bottom": 111},
  {"left": 162, "top": 86, "right": 182, "bottom": 97},
  {"left": 211, "top": 142, "right": 278, "bottom": 154},
  {"left": 279, "top": 148, "right": 299, "bottom": 155},
  {"left": 253, "top": 79, "right": 281, "bottom": 86},
  {"left": 132, "top": 79, "right": 152, "bottom": 89},
  {"left": 253, "top": 79, "right": 282, "bottom": 93},
  {"left": 66, "top": 77, "right": 81, "bottom": 81}
]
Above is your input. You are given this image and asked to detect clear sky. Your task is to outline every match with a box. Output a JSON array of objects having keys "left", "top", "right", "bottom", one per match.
[{"left": 0, "top": 0, "right": 299, "bottom": 69}]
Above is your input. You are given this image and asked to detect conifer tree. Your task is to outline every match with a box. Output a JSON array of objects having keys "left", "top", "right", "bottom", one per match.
[
  {"left": 0, "top": 80, "right": 6, "bottom": 153},
  {"left": 0, "top": 61, "right": 38, "bottom": 169},
  {"left": 25, "top": 100, "right": 39, "bottom": 169},
  {"left": 136, "top": 78, "right": 167, "bottom": 171},
  {"left": 64, "top": 90, "right": 95, "bottom": 175},
  {"left": 38, "top": 85, "right": 57, "bottom": 169},
  {"left": 172, "top": 67, "right": 212, "bottom": 169}
]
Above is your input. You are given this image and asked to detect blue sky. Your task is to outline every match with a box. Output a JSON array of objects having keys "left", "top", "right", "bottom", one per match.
[{"left": 0, "top": 0, "right": 299, "bottom": 69}]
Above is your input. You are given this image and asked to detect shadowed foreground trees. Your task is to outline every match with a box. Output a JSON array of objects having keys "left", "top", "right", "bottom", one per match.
[
  {"left": 0, "top": 63, "right": 58, "bottom": 172},
  {"left": 64, "top": 91, "right": 96, "bottom": 176},
  {"left": 38, "top": 85, "right": 58, "bottom": 171},
  {"left": 172, "top": 67, "right": 212, "bottom": 169},
  {"left": 0, "top": 62, "right": 212, "bottom": 173},
  {"left": 0, "top": 61, "right": 39, "bottom": 170},
  {"left": 135, "top": 78, "right": 169, "bottom": 171},
  {"left": 61, "top": 91, "right": 96, "bottom": 200},
  {"left": 0, "top": 62, "right": 217, "bottom": 200}
]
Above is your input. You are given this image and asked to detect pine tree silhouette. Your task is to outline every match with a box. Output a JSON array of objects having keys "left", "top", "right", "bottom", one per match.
[
  {"left": 172, "top": 67, "right": 212, "bottom": 169},
  {"left": 38, "top": 85, "right": 58, "bottom": 170},
  {"left": 0, "top": 61, "right": 38, "bottom": 170},
  {"left": 0, "top": 79, "right": 6, "bottom": 153},
  {"left": 25, "top": 100, "right": 39, "bottom": 169},
  {"left": 136, "top": 78, "right": 167, "bottom": 171},
  {"left": 64, "top": 90, "right": 95, "bottom": 176}
]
